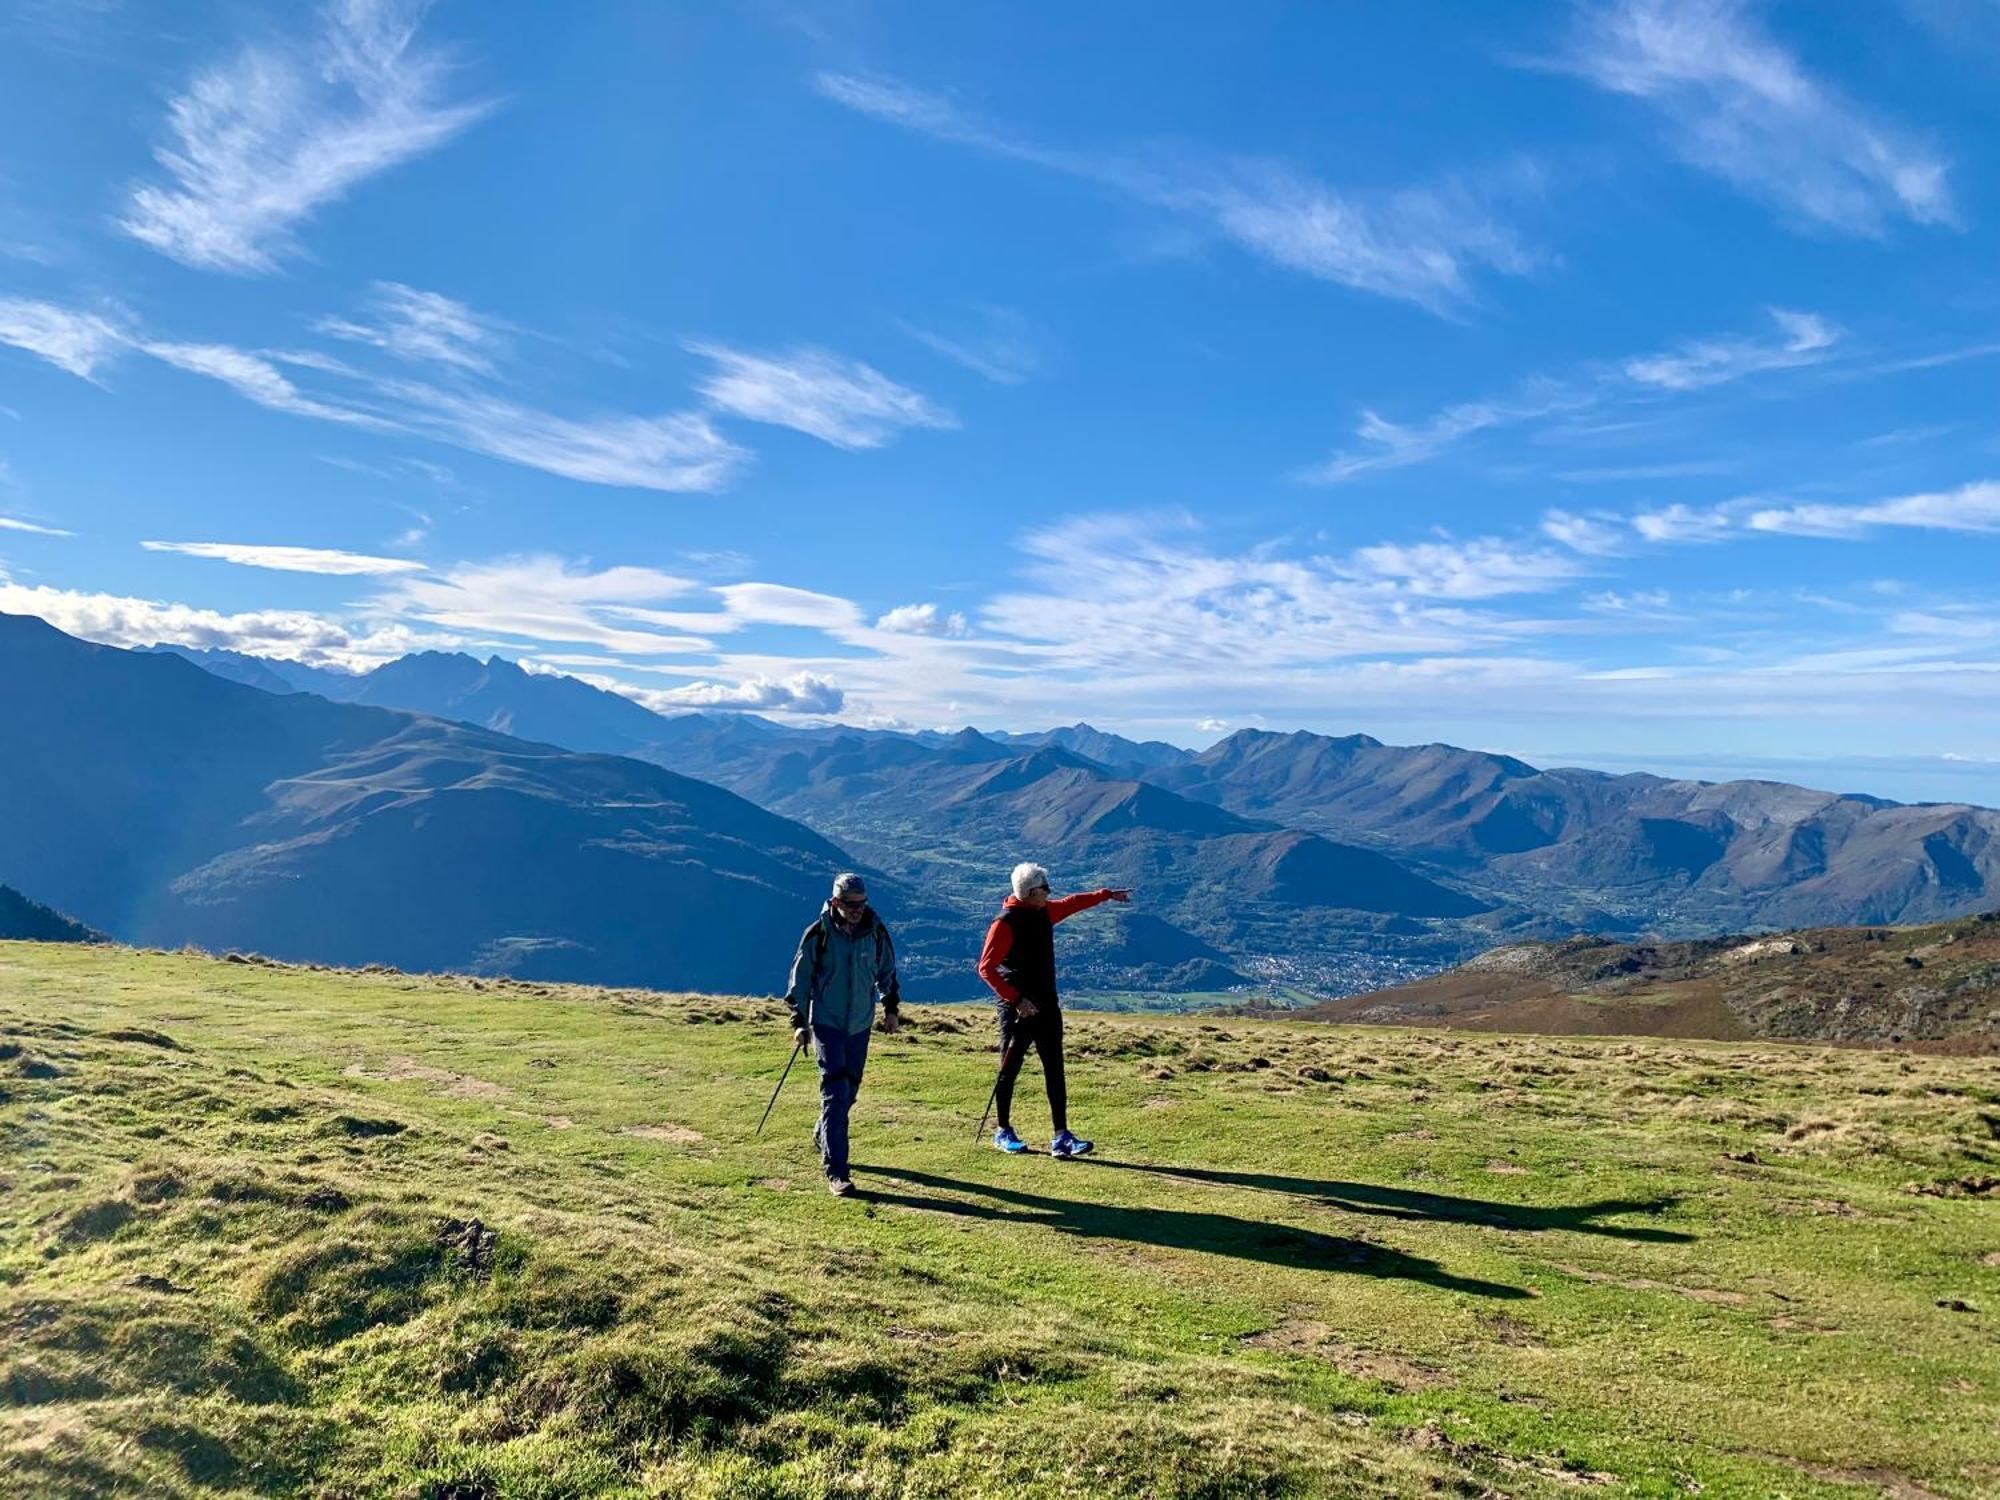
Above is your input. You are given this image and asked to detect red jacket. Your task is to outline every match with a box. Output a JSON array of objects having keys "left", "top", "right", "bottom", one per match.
[{"left": 977, "top": 890, "right": 1118, "bottom": 1004}]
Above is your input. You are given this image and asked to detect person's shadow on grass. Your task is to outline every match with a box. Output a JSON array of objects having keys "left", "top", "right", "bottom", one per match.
[
  {"left": 859, "top": 1164, "right": 1533, "bottom": 1298},
  {"left": 1080, "top": 1159, "right": 1693, "bottom": 1245}
]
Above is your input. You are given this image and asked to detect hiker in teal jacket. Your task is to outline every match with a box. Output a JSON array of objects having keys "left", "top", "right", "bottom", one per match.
[{"left": 783, "top": 872, "right": 901, "bottom": 1196}]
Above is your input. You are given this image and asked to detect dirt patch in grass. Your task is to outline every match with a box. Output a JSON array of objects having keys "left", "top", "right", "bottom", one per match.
[
  {"left": 1554, "top": 1264, "right": 1749, "bottom": 1305},
  {"left": 343, "top": 1057, "right": 509, "bottom": 1101},
  {"left": 620, "top": 1124, "right": 704, "bottom": 1144},
  {"left": 1903, "top": 1175, "right": 2000, "bottom": 1198},
  {"left": 544, "top": 1116, "right": 573, "bottom": 1130},
  {"left": 1242, "top": 1319, "right": 1443, "bottom": 1389},
  {"left": 1797, "top": 1463, "right": 1949, "bottom": 1500}
]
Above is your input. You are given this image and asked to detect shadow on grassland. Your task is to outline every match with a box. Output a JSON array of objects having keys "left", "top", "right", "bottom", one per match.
[
  {"left": 1082, "top": 1159, "right": 1694, "bottom": 1244},
  {"left": 861, "top": 1165, "right": 1533, "bottom": 1298}
]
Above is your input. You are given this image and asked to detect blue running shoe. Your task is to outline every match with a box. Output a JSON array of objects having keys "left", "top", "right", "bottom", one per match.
[
  {"left": 1050, "top": 1129, "right": 1093, "bottom": 1159},
  {"left": 993, "top": 1126, "right": 1028, "bottom": 1154}
]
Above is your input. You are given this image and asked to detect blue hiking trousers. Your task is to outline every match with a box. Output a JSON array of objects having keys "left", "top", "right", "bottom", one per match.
[{"left": 812, "top": 1022, "right": 871, "bottom": 1179}]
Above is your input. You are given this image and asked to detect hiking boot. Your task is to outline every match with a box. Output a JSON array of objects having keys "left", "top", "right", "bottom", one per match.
[
  {"left": 827, "top": 1176, "right": 854, "bottom": 1197},
  {"left": 992, "top": 1126, "right": 1028, "bottom": 1154},
  {"left": 1050, "top": 1129, "right": 1093, "bottom": 1160}
]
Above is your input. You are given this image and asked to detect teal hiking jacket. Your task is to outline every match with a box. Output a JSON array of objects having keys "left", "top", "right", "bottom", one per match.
[{"left": 784, "top": 903, "right": 900, "bottom": 1035}]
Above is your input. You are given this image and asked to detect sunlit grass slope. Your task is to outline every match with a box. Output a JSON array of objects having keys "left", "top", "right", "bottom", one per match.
[{"left": 2, "top": 941, "right": 1996, "bottom": 1498}]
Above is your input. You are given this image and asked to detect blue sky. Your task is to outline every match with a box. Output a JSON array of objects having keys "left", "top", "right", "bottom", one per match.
[{"left": 3, "top": 1, "right": 2000, "bottom": 802}]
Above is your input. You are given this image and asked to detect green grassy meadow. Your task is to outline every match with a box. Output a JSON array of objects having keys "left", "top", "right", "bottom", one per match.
[{"left": 3, "top": 941, "right": 1997, "bottom": 1498}]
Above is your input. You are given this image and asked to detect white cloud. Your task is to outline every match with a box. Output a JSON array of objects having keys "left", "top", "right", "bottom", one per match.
[
  {"left": 0, "top": 297, "right": 125, "bottom": 381},
  {"left": 1175, "top": 162, "right": 1540, "bottom": 313},
  {"left": 1307, "top": 308, "right": 1836, "bottom": 483},
  {"left": 1745, "top": 480, "right": 2000, "bottom": 537},
  {"left": 816, "top": 70, "right": 1540, "bottom": 314},
  {"left": 716, "top": 582, "right": 865, "bottom": 631},
  {"left": 1581, "top": 588, "right": 1680, "bottom": 620},
  {"left": 1197, "top": 717, "right": 1230, "bottom": 733},
  {"left": 977, "top": 514, "right": 1563, "bottom": 680},
  {"left": 1345, "top": 537, "right": 1587, "bottom": 598},
  {"left": 141, "top": 540, "right": 425, "bottom": 575},
  {"left": 373, "top": 556, "right": 721, "bottom": 655},
  {"left": 900, "top": 306, "right": 1048, "bottom": 385},
  {"left": 0, "top": 515, "right": 74, "bottom": 538},
  {"left": 315, "top": 281, "right": 508, "bottom": 374},
  {"left": 0, "top": 580, "right": 450, "bottom": 669},
  {"left": 1541, "top": 509, "right": 1627, "bottom": 555},
  {"left": 1299, "top": 398, "right": 1530, "bottom": 483},
  {"left": 1624, "top": 308, "right": 1838, "bottom": 390},
  {"left": 121, "top": 0, "right": 493, "bottom": 272},
  {"left": 1554, "top": 0, "right": 1954, "bottom": 235},
  {"left": 2, "top": 293, "right": 747, "bottom": 495},
  {"left": 638, "top": 671, "right": 845, "bottom": 715},
  {"left": 875, "top": 602, "right": 970, "bottom": 637},
  {"left": 689, "top": 342, "right": 955, "bottom": 450},
  {"left": 1632, "top": 502, "right": 1733, "bottom": 543},
  {"left": 140, "top": 339, "right": 378, "bottom": 425},
  {"left": 378, "top": 380, "right": 749, "bottom": 493}
]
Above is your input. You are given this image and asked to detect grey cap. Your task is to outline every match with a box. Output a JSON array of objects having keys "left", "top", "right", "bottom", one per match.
[{"left": 831, "top": 872, "right": 868, "bottom": 898}]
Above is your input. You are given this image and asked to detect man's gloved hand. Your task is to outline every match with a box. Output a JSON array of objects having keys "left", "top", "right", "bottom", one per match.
[
  {"left": 1015, "top": 998, "right": 1039, "bottom": 1019},
  {"left": 879, "top": 1009, "right": 901, "bottom": 1035},
  {"left": 792, "top": 1026, "right": 809, "bottom": 1050}
]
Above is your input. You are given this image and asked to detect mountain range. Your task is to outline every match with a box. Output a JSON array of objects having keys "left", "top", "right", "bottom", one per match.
[
  {"left": 25, "top": 626, "right": 2000, "bottom": 1001},
  {"left": 7, "top": 618, "right": 943, "bottom": 995}
]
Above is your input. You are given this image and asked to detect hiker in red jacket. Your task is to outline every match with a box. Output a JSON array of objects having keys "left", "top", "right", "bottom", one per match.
[{"left": 976, "top": 862, "right": 1130, "bottom": 1158}]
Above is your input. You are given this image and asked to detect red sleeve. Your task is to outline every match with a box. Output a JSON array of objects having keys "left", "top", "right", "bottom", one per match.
[
  {"left": 977, "top": 918, "right": 1020, "bottom": 1002},
  {"left": 1047, "top": 889, "right": 1116, "bottom": 924}
]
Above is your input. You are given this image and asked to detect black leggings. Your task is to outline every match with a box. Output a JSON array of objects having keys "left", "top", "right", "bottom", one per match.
[{"left": 994, "top": 1002, "right": 1066, "bottom": 1133}]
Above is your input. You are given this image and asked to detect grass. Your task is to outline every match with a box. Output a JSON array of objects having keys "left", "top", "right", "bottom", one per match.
[{"left": 2, "top": 939, "right": 1997, "bottom": 1498}]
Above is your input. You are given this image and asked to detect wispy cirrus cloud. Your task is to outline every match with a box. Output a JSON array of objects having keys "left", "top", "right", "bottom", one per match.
[
  {"left": 1744, "top": 480, "right": 2000, "bottom": 538},
  {"left": 141, "top": 539, "right": 426, "bottom": 575},
  {"left": 1301, "top": 307, "right": 1839, "bottom": 483},
  {"left": 1631, "top": 502, "right": 1734, "bottom": 543},
  {"left": 900, "top": 305, "right": 1049, "bottom": 385},
  {"left": 0, "top": 516, "right": 74, "bottom": 540},
  {"left": 1550, "top": 0, "right": 1954, "bottom": 236},
  {"left": 815, "top": 70, "right": 1540, "bottom": 314},
  {"left": 1624, "top": 308, "right": 1838, "bottom": 390},
  {"left": 1622, "top": 480, "right": 2000, "bottom": 546},
  {"left": 0, "top": 297, "right": 125, "bottom": 381},
  {"left": 1540, "top": 509, "right": 1628, "bottom": 555},
  {"left": 374, "top": 556, "right": 719, "bottom": 655},
  {"left": 376, "top": 380, "right": 748, "bottom": 492},
  {"left": 121, "top": 0, "right": 493, "bottom": 272},
  {"left": 0, "top": 292, "right": 749, "bottom": 494},
  {"left": 315, "top": 281, "right": 508, "bottom": 374},
  {"left": 140, "top": 339, "right": 379, "bottom": 424},
  {"left": 688, "top": 341, "right": 955, "bottom": 450},
  {"left": 1298, "top": 387, "right": 1581, "bottom": 483}
]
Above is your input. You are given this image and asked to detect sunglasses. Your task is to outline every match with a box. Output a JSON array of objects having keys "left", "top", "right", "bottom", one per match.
[{"left": 835, "top": 896, "right": 868, "bottom": 909}]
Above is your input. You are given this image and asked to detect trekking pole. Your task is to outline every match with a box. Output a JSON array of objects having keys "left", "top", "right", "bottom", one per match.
[
  {"left": 756, "top": 1040, "right": 804, "bottom": 1136},
  {"left": 973, "top": 1033, "right": 1032, "bottom": 1143}
]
